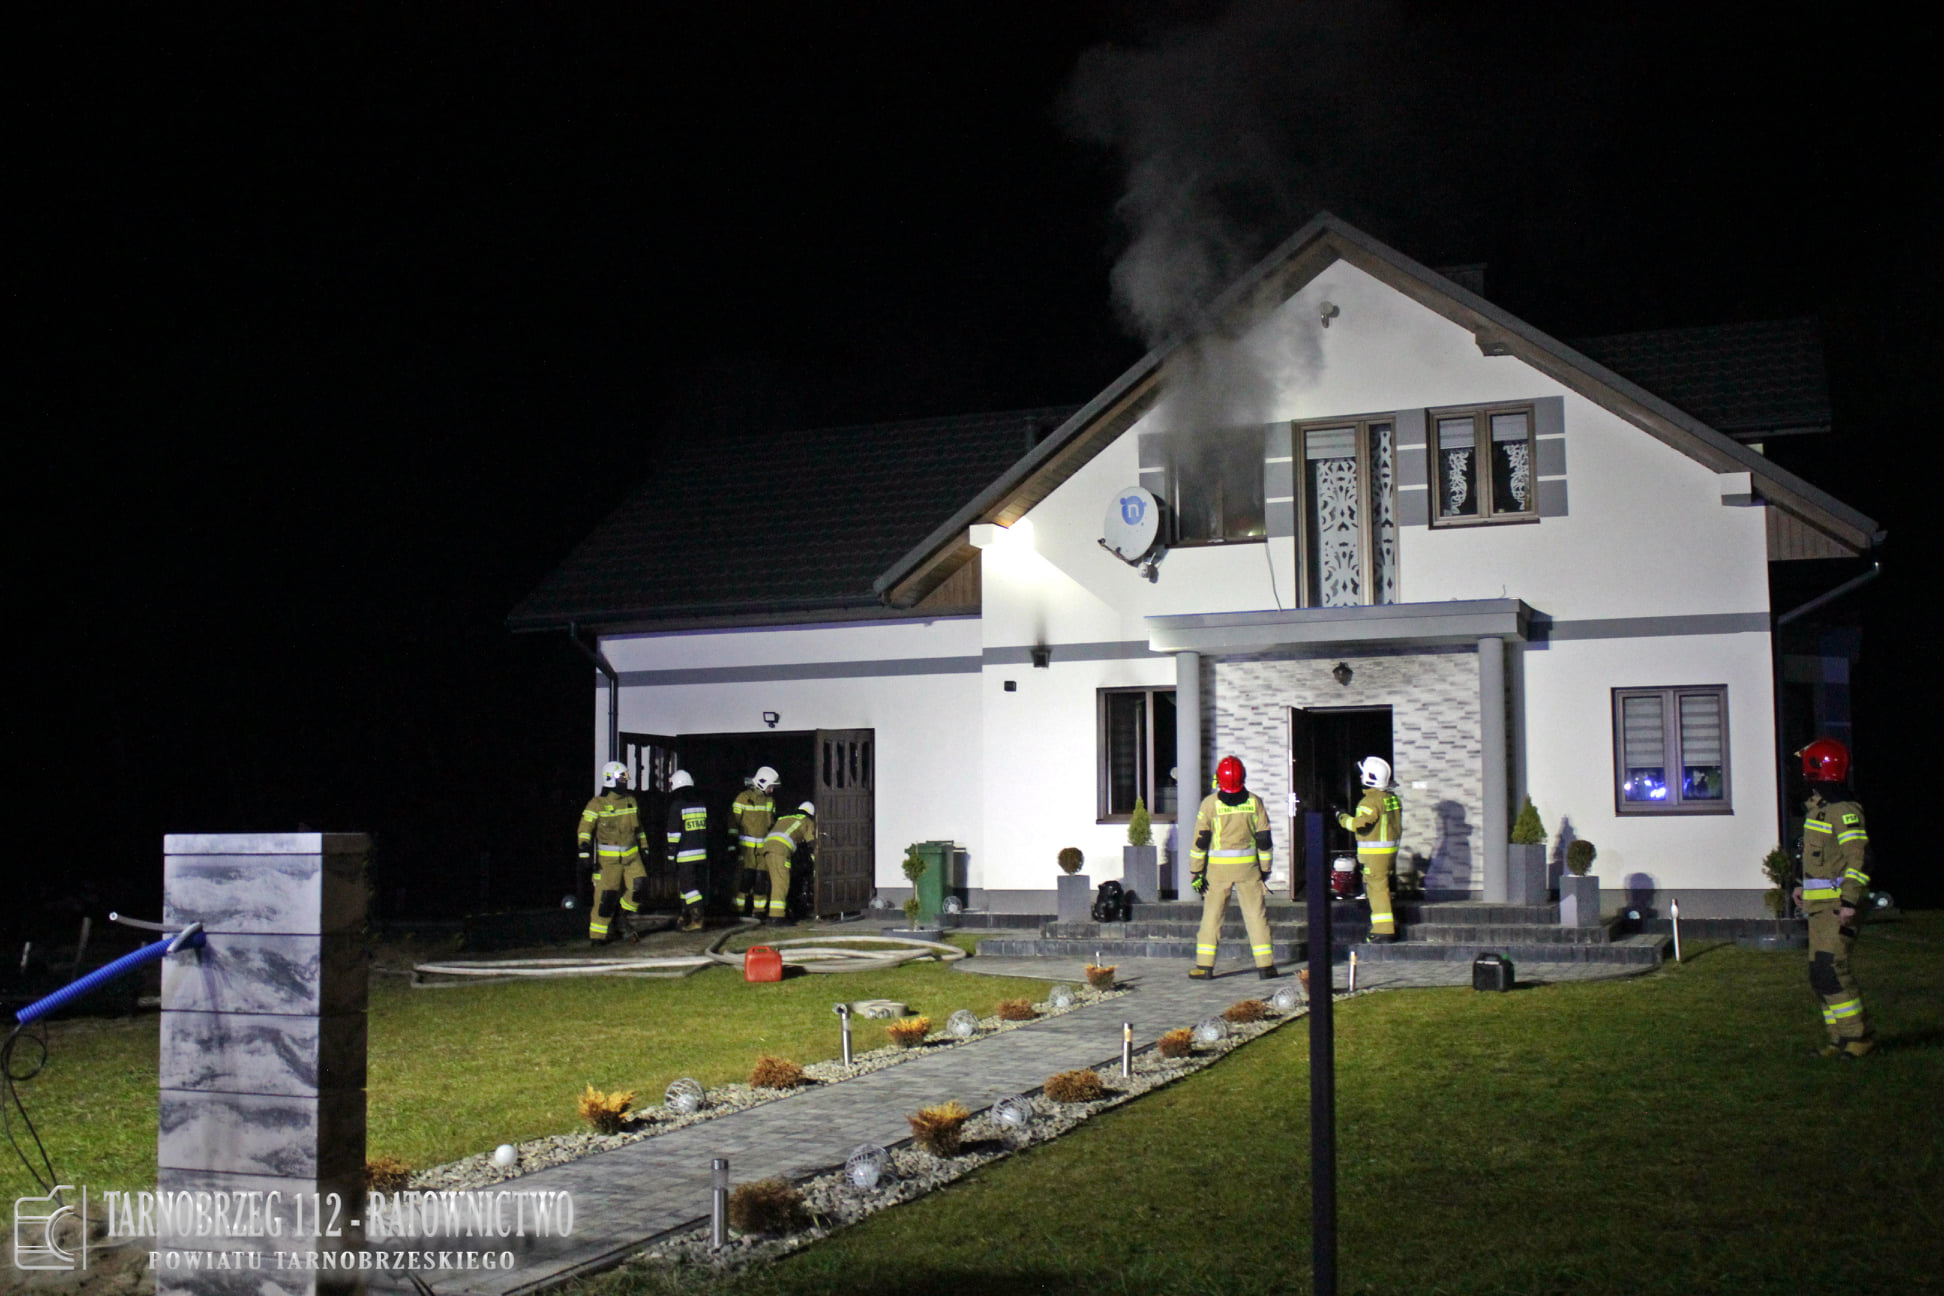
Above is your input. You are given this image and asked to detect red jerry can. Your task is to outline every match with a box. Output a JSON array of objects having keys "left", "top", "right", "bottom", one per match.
[{"left": 743, "top": 945, "right": 783, "bottom": 983}]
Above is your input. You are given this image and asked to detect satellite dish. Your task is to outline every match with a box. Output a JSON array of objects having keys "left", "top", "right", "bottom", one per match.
[{"left": 1101, "top": 486, "right": 1161, "bottom": 562}]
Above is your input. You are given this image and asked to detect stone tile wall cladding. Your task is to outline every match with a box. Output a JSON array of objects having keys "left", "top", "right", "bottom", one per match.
[{"left": 1205, "top": 648, "right": 1485, "bottom": 893}]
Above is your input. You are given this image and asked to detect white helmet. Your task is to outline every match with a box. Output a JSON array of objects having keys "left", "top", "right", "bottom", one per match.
[
  {"left": 669, "top": 769, "right": 694, "bottom": 791},
  {"left": 600, "top": 761, "right": 628, "bottom": 789},
  {"left": 797, "top": 801, "right": 815, "bottom": 817},
  {"left": 1357, "top": 756, "right": 1393, "bottom": 789},
  {"left": 752, "top": 766, "right": 780, "bottom": 793}
]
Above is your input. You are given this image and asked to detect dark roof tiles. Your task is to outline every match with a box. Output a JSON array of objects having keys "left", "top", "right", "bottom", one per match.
[{"left": 1571, "top": 318, "right": 1830, "bottom": 438}]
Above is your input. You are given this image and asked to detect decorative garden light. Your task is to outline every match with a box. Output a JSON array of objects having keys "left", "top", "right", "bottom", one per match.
[
  {"left": 1271, "top": 985, "right": 1301, "bottom": 1014},
  {"left": 845, "top": 1144, "right": 890, "bottom": 1190},
  {"left": 1192, "top": 1017, "right": 1228, "bottom": 1046},
  {"left": 869, "top": 894, "right": 893, "bottom": 910},
  {"left": 990, "top": 1094, "right": 1033, "bottom": 1133},
  {"left": 1048, "top": 984, "right": 1077, "bottom": 1010},
  {"left": 942, "top": 896, "right": 964, "bottom": 914},
  {"left": 833, "top": 1002, "right": 854, "bottom": 1064},
  {"left": 946, "top": 1009, "right": 979, "bottom": 1038},
  {"left": 492, "top": 1144, "right": 518, "bottom": 1168},
  {"left": 665, "top": 1077, "right": 705, "bottom": 1115}
]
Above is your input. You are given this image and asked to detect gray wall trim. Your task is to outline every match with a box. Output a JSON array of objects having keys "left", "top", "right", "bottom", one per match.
[
  {"left": 1536, "top": 437, "right": 1567, "bottom": 478},
  {"left": 984, "top": 641, "right": 1167, "bottom": 665},
  {"left": 1537, "top": 478, "right": 1569, "bottom": 518},
  {"left": 1265, "top": 458, "right": 1295, "bottom": 500},
  {"left": 616, "top": 656, "right": 982, "bottom": 687},
  {"left": 1265, "top": 499, "right": 1296, "bottom": 538},
  {"left": 1150, "top": 599, "right": 1530, "bottom": 654},
  {"left": 1396, "top": 485, "right": 1429, "bottom": 526},
  {"left": 1264, "top": 422, "right": 1293, "bottom": 459},
  {"left": 1530, "top": 612, "right": 1769, "bottom": 644},
  {"left": 1534, "top": 395, "right": 1564, "bottom": 442},
  {"left": 1138, "top": 431, "right": 1166, "bottom": 470},
  {"left": 1393, "top": 407, "right": 1428, "bottom": 451}
]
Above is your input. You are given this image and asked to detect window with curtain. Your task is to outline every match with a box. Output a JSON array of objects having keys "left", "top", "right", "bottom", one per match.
[
  {"left": 1098, "top": 687, "right": 1179, "bottom": 822},
  {"left": 1432, "top": 403, "right": 1538, "bottom": 525},
  {"left": 1613, "top": 685, "right": 1731, "bottom": 813}
]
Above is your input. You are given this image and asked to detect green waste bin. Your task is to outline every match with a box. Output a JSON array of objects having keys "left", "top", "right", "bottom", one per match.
[{"left": 912, "top": 840, "right": 953, "bottom": 923}]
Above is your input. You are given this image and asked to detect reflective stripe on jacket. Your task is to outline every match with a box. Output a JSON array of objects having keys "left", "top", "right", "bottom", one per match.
[{"left": 1190, "top": 792, "right": 1270, "bottom": 870}]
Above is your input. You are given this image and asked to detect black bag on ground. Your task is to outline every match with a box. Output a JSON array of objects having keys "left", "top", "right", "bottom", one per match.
[{"left": 1091, "top": 880, "right": 1134, "bottom": 922}]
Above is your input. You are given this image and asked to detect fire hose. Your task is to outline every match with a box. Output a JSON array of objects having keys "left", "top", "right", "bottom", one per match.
[{"left": 409, "top": 927, "right": 965, "bottom": 988}]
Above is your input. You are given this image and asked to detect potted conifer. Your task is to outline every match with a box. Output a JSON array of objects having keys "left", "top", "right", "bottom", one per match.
[
  {"left": 1507, "top": 796, "right": 1548, "bottom": 905},
  {"left": 1122, "top": 797, "right": 1158, "bottom": 904}
]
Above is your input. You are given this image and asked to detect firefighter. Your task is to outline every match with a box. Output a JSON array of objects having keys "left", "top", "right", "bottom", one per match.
[
  {"left": 576, "top": 761, "right": 649, "bottom": 945},
  {"left": 1792, "top": 738, "right": 1874, "bottom": 1058},
  {"left": 758, "top": 801, "right": 815, "bottom": 925},
  {"left": 1338, "top": 757, "right": 1403, "bottom": 942},
  {"left": 730, "top": 766, "right": 780, "bottom": 918},
  {"left": 1188, "top": 755, "right": 1278, "bottom": 980},
  {"left": 666, "top": 770, "right": 711, "bottom": 931}
]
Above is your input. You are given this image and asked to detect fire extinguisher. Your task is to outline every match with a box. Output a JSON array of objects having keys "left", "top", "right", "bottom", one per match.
[{"left": 1330, "top": 855, "right": 1359, "bottom": 899}]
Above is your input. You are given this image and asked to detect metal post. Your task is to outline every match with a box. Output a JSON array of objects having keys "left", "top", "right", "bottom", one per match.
[
  {"left": 1304, "top": 810, "right": 1337, "bottom": 1296},
  {"left": 1121, "top": 1021, "right": 1133, "bottom": 1078},
  {"left": 711, "top": 1158, "right": 729, "bottom": 1249},
  {"left": 835, "top": 1002, "right": 853, "bottom": 1066},
  {"left": 1671, "top": 898, "right": 1683, "bottom": 963}
]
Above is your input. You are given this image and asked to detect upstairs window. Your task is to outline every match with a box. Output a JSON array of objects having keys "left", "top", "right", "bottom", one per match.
[
  {"left": 1432, "top": 404, "right": 1538, "bottom": 525},
  {"left": 1613, "top": 685, "right": 1731, "bottom": 814},
  {"left": 1165, "top": 427, "right": 1265, "bottom": 545}
]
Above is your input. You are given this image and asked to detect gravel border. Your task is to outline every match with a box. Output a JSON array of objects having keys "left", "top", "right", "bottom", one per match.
[
  {"left": 406, "top": 983, "right": 1130, "bottom": 1191},
  {"left": 619, "top": 992, "right": 1362, "bottom": 1280}
]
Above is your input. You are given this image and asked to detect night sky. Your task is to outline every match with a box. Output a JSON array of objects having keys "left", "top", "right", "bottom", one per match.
[{"left": 15, "top": 3, "right": 1938, "bottom": 934}]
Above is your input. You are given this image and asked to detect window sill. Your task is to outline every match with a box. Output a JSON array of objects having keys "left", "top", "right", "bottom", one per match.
[
  {"left": 1167, "top": 536, "right": 1267, "bottom": 549},
  {"left": 1097, "top": 816, "right": 1178, "bottom": 826},
  {"left": 1427, "top": 513, "right": 1540, "bottom": 530},
  {"left": 1613, "top": 803, "right": 1735, "bottom": 817}
]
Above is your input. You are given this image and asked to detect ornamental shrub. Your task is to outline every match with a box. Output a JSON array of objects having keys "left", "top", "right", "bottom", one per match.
[
  {"left": 1127, "top": 798, "right": 1153, "bottom": 847},
  {"left": 1057, "top": 847, "right": 1085, "bottom": 875},
  {"left": 1566, "top": 839, "right": 1598, "bottom": 876},
  {"left": 1510, "top": 797, "right": 1545, "bottom": 845}
]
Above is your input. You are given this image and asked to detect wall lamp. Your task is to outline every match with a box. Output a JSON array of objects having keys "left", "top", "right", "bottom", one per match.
[
  {"left": 763, "top": 711, "right": 780, "bottom": 729},
  {"left": 1319, "top": 301, "right": 1341, "bottom": 328},
  {"left": 1331, "top": 662, "right": 1353, "bottom": 686},
  {"left": 1030, "top": 646, "right": 1051, "bottom": 669}
]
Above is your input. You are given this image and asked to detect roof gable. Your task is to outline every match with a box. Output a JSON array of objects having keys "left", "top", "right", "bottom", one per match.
[{"left": 875, "top": 213, "right": 1881, "bottom": 607}]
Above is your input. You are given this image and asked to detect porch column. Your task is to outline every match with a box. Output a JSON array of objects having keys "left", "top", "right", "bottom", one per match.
[
  {"left": 1175, "top": 650, "right": 1201, "bottom": 894},
  {"left": 1478, "top": 636, "right": 1508, "bottom": 902}
]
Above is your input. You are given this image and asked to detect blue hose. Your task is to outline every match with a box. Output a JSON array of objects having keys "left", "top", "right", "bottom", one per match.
[{"left": 14, "top": 927, "right": 206, "bottom": 1025}]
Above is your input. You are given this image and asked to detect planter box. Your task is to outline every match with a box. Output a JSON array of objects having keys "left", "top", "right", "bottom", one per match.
[
  {"left": 1122, "top": 846, "right": 1158, "bottom": 903},
  {"left": 1506, "top": 844, "right": 1548, "bottom": 906},
  {"left": 1057, "top": 873, "right": 1093, "bottom": 924},
  {"left": 1559, "top": 873, "right": 1602, "bottom": 927}
]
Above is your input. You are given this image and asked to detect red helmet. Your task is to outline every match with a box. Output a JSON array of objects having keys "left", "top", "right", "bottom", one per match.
[
  {"left": 1216, "top": 755, "right": 1246, "bottom": 794},
  {"left": 1798, "top": 738, "right": 1850, "bottom": 784}
]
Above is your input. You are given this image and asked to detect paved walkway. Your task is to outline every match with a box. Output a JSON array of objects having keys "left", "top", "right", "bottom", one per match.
[{"left": 374, "top": 949, "right": 1649, "bottom": 1294}]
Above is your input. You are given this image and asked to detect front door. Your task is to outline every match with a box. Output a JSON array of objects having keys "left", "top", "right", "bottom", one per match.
[
  {"left": 812, "top": 729, "right": 875, "bottom": 916},
  {"left": 1287, "top": 706, "right": 1395, "bottom": 898},
  {"left": 620, "top": 731, "right": 681, "bottom": 910}
]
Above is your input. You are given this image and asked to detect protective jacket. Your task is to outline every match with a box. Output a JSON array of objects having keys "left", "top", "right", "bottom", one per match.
[
  {"left": 578, "top": 792, "right": 648, "bottom": 855},
  {"left": 577, "top": 791, "right": 648, "bottom": 940},
  {"left": 1800, "top": 792, "right": 1870, "bottom": 912},
  {"left": 730, "top": 790, "right": 776, "bottom": 850},
  {"left": 1338, "top": 787, "right": 1402, "bottom": 862}
]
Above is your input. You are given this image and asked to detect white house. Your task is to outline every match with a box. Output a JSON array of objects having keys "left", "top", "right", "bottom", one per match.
[{"left": 510, "top": 214, "right": 1880, "bottom": 918}]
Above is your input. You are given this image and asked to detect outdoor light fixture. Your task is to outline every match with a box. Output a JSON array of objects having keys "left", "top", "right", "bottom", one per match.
[
  {"left": 845, "top": 1144, "right": 890, "bottom": 1190},
  {"left": 1319, "top": 301, "right": 1340, "bottom": 327},
  {"left": 1192, "top": 1017, "right": 1228, "bottom": 1046},
  {"left": 1271, "top": 985, "right": 1301, "bottom": 1013},
  {"left": 1030, "top": 645, "right": 1051, "bottom": 669},
  {"left": 942, "top": 896, "right": 964, "bottom": 915},
  {"left": 1332, "top": 661, "right": 1353, "bottom": 686},
  {"left": 946, "top": 1009, "right": 979, "bottom": 1038},
  {"left": 833, "top": 1002, "right": 854, "bottom": 1065},
  {"left": 762, "top": 711, "right": 780, "bottom": 729},
  {"left": 1047, "top": 984, "right": 1077, "bottom": 1010},
  {"left": 711, "top": 1159, "right": 729, "bottom": 1249},
  {"left": 560, "top": 894, "right": 577, "bottom": 910},
  {"left": 492, "top": 1144, "right": 518, "bottom": 1168},
  {"left": 991, "top": 1095, "right": 1033, "bottom": 1133},
  {"left": 665, "top": 1077, "right": 705, "bottom": 1115}
]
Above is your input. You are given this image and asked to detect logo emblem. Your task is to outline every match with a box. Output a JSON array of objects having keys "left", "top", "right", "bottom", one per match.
[
  {"left": 14, "top": 1189, "right": 81, "bottom": 1271},
  {"left": 1118, "top": 495, "right": 1145, "bottom": 525}
]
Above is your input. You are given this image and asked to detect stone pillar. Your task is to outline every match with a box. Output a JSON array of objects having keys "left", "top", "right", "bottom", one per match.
[
  {"left": 1175, "top": 651, "right": 1202, "bottom": 896},
  {"left": 159, "top": 833, "right": 369, "bottom": 1294},
  {"left": 1478, "top": 638, "right": 1508, "bottom": 903}
]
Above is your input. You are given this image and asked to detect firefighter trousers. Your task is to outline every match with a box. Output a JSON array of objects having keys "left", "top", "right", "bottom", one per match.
[
  {"left": 591, "top": 848, "right": 646, "bottom": 941},
  {"left": 1807, "top": 909, "right": 1869, "bottom": 1043},
  {"left": 1361, "top": 849, "right": 1398, "bottom": 935},
  {"left": 1194, "top": 862, "right": 1275, "bottom": 970},
  {"left": 735, "top": 843, "right": 769, "bottom": 916},
  {"left": 760, "top": 846, "right": 792, "bottom": 920}
]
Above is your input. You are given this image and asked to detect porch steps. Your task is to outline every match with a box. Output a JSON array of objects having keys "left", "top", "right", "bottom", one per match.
[{"left": 978, "top": 899, "right": 1669, "bottom": 968}]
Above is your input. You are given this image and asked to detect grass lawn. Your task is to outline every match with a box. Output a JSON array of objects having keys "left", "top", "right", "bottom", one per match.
[
  {"left": 0, "top": 932, "right": 1049, "bottom": 1200},
  {"left": 582, "top": 914, "right": 1944, "bottom": 1296}
]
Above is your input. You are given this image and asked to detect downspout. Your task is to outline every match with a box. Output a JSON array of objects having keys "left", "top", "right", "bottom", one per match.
[
  {"left": 1769, "top": 560, "right": 1882, "bottom": 846},
  {"left": 566, "top": 621, "right": 621, "bottom": 769}
]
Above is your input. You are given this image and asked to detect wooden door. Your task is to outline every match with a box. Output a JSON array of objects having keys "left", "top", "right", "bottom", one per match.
[
  {"left": 1286, "top": 708, "right": 1318, "bottom": 899},
  {"left": 620, "top": 732, "right": 682, "bottom": 910},
  {"left": 812, "top": 729, "right": 875, "bottom": 916}
]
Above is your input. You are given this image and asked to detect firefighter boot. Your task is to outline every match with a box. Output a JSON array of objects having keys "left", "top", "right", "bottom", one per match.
[{"left": 1188, "top": 966, "right": 1213, "bottom": 980}]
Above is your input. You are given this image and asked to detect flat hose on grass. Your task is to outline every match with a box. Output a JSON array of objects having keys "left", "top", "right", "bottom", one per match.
[{"left": 409, "top": 930, "right": 965, "bottom": 988}]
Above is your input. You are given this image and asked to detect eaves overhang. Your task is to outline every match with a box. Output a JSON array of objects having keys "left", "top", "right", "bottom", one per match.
[{"left": 1147, "top": 599, "right": 1531, "bottom": 656}]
